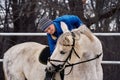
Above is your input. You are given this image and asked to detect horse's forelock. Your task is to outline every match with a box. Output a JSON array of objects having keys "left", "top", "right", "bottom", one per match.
[{"left": 58, "top": 32, "right": 73, "bottom": 46}]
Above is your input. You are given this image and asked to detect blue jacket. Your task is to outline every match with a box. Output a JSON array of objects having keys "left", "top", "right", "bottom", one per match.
[{"left": 47, "top": 15, "right": 83, "bottom": 55}]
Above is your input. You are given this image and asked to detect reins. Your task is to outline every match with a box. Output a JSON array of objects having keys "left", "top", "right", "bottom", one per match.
[{"left": 65, "top": 52, "right": 102, "bottom": 68}]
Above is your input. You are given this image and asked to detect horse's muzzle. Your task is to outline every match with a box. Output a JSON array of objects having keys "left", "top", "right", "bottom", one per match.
[
  {"left": 47, "top": 63, "right": 64, "bottom": 73},
  {"left": 46, "top": 66, "right": 56, "bottom": 72}
]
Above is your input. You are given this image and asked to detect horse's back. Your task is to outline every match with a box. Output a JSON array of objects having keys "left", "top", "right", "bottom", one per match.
[
  {"left": 3, "top": 42, "right": 46, "bottom": 80},
  {"left": 4, "top": 42, "right": 45, "bottom": 58}
]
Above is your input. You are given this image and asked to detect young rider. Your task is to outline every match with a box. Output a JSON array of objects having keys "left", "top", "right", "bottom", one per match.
[{"left": 38, "top": 15, "right": 84, "bottom": 55}]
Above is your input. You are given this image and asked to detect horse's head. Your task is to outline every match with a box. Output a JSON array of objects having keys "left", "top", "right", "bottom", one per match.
[{"left": 46, "top": 24, "right": 102, "bottom": 73}]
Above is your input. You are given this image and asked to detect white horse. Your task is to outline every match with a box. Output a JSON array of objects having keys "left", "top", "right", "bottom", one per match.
[
  {"left": 47, "top": 24, "right": 103, "bottom": 80},
  {"left": 3, "top": 22, "right": 103, "bottom": 80},
  {"left": 3, "top": 42, "right": 61, "bottom": 80}
]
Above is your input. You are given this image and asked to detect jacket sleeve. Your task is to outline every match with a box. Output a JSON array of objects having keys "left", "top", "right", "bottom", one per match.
[
  {"left": 47, "top": 34, "right": 56, "bottom": 55},
  {"left": 68, "top": 15, "right": 83, "bottom": 28},
  {"left": 54, "top": 15, "right": 83, "bottom": 28}
]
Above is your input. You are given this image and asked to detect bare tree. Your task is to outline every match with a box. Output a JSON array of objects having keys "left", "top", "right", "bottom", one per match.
[{"left": 0, "top": 0, "right": 120, "bottom": 80}]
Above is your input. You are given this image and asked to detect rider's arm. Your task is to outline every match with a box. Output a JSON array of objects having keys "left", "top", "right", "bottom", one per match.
[
  {"left": 47, "top": 34, "right": 57, "bottom": 55},
  {"left": 54, "top": 15, "right": 83, "bottom": 28}
]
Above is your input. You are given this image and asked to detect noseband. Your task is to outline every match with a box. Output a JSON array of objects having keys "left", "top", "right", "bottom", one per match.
[{"left": 48, "top": 32, "right": 102, "bottom": 73}]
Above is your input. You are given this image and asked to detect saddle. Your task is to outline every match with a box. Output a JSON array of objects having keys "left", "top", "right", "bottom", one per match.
[{"left": 39, "top": 46, "right": 51, "bottom": 65}]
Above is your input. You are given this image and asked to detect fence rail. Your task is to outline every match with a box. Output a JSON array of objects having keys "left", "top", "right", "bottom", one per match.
[
  {"left": 0, "top": 59, "right": 3, "bottom": 62},
  {"left": 0, "top": 32, "right": 120, "bottom": 64},
  {"left": 0, "top": 33, "right": 120, "bottom": 36},
  {"left": 0, "top": 33, "right": 46, "bottom": 36},
  {"left": 102, "top": 61, "right": 120, "bottom": 64},
  {"left": 0, "top": 59, "right": 120, "bottom": 64}
]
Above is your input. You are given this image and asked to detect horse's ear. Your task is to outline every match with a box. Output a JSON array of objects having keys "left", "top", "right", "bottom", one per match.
[{"left": 60, "top": 22, "right": 69, "bottom": 33}]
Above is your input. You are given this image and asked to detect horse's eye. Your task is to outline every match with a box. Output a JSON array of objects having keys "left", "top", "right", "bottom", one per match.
[{"left": 60, "top": 51, "right": 65, "bottom": 54}]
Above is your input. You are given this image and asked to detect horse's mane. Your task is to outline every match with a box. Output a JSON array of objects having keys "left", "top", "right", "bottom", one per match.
[{"left": 72, "top": 25, "right": 95, "bottom": 42}]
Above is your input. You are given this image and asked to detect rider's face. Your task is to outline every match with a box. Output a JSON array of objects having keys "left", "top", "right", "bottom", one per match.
[{"left": 44, "top": 24, "right": 56, "bottom": 35}]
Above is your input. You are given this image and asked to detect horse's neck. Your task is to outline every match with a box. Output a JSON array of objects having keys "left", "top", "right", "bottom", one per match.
[{"left": 64, "top": 63, "right": 95, "bottom": 80}]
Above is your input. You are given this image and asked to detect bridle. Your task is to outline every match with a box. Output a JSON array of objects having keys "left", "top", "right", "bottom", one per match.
[{"left": 47, "top": 32, "right": 102, "bottom": 73}]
